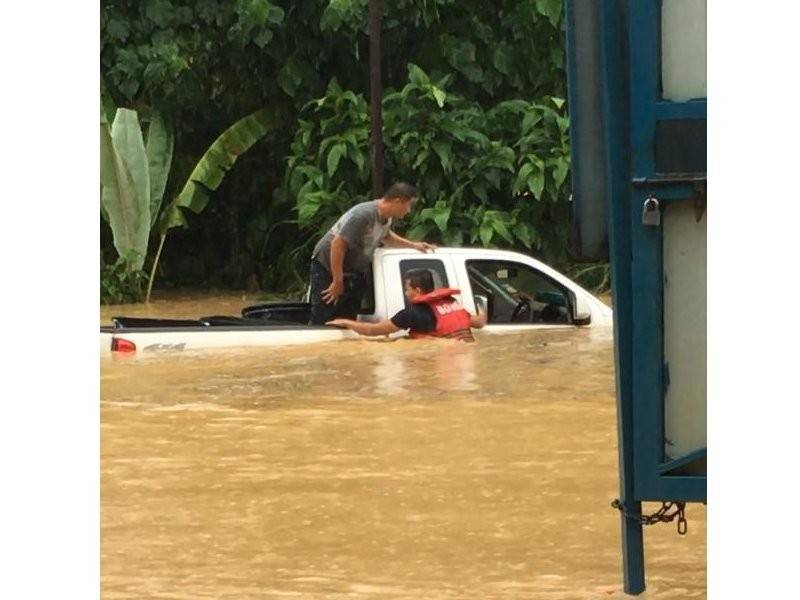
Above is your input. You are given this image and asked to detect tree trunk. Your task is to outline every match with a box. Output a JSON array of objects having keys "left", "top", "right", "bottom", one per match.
[{"left": 368, "top": 0, "right": 384, "bottom": 198}]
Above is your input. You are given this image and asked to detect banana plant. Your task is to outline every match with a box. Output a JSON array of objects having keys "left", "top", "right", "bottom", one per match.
[
  {"left": 101, "top": 104, "right": 279, "bottom": 302},
  {"left": 145, "top": 108, "right": 280, "bottom": 302},
  {"left": 101, "top": 102, "right": 174, "bottom": 305},
  {"left": 100, "top": 108, "right": 173, "bottom": 273}
]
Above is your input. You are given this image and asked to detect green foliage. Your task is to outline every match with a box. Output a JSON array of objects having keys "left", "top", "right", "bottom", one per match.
[
  {"left": 101, "top": 106, "right": 175, "bottom": 273},
  {"left": 101, "top": 0, "right": 573, "bottom": 291},
  {"left": 568, "top": 262, "right": 611, "bottom": 294},
  {"left": 287, "top": 79, "right": 371, "bottom": 230},
  {"left": 382, "top": 0, "right": 566, "bottom": 99},
  {"left": 98, "top": 101, "right": 280, "bottom": 303},
  {"left": 159, "top": 107, "right": 281, "bottom": 233},
  {"left": 101, "top": 0, "right": 566, "bottom": 133},
  {"left": 100, "top": 75, "right": 116, "bottom": 123},
  {"left": 286, "top": 65, "right": 572, "bottom": 266},
  {"left": 229, "top": 0, "right": 285, "bottom": 48},
  {"left": 100, "top": 109, "right": 152, "bottom": 271},
  {"left": 320, "top": 0, "right": 368, "bottom": 33},
  {"left": 101, "top": 257, "right": 149, "bottom": 304},
  {"left": 101, "top": 0, "right": 287, "bottom": 112},
  {"left": 145, "top": 112, "right": 174, "bottom": 228}
]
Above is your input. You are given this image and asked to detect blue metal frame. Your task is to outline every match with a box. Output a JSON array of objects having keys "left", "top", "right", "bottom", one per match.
[
  {"left": 627, "top": 0, "right": 707, "bottom": 505},
  {"left": 629, "top": 0, "right": 707, "bottom": 179},
  {"left": 630, "top": 189, "right": 706, "bottom": 503},
  {"left": 654, "top": 100, "right": 706, "bottom": 121},
  {"left": 628, "top": 0, "right": 660, "bottom": 179},
  {"left": 565, "top": 0, "right": 707, "bottom": 594}
]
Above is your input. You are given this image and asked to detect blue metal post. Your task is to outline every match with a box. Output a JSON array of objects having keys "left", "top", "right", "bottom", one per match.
[{"left": 597, "top": 0, "right": 645, "bottom": 593}]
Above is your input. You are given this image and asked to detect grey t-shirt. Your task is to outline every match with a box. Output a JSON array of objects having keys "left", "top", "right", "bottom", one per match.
[{"left": 312, "top": 200, "right": 392, "bottom": 273}]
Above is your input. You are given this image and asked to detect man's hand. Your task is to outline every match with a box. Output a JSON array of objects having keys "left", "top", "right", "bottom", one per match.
[
  {"left": 413, "top": 241, "right": 438, "bottom": 253},
  {"left": 470, "top": 310, "right": 488, "bottom": 329},
  {"left": 321, "top": 279, "right": 345, "bottom": 304}
]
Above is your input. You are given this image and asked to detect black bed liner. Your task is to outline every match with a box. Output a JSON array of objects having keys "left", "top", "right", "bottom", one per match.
[
  {"left": 110, "top": 315, "right": 304, "bottom": 330},
  {"left": 110, "top": 317, "right": 207, "bottom": 328},
  {"left": 241, "top": 301, "right": 310, "bottom": 323},
  {"left": 107, "top": 301, "right": 313, "bottom": 331}
]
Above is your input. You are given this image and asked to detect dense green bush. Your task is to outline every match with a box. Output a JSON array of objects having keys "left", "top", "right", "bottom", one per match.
[
  {"left": 286, "top": 65, "right": 572, "bottom": 267},
  {"left": 101, "top": 257, "right": 149, "bottom": 304}
]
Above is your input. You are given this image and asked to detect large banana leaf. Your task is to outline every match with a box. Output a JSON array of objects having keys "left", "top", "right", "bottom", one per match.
[
  {"left": 145, "top": 111, "right": 174, "bottom": 229},
  {"left": 100, "top": 109, "right": 151, "bottom": 271},
  {"left": 160, "top": 108, "right": 279, "bottom": 232}
]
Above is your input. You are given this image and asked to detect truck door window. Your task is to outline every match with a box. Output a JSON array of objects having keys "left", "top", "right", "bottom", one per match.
[
  {"left": 399, "top": 259, "right": 449, "bottom": 307},
  {"left": 466, "top": 260, "right": 573, "bottom": 324},
  {"left": 360, "top": 267, "right": 375, "bottom": 314}
]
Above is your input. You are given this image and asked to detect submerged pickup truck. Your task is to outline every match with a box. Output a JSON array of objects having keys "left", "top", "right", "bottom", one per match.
[{"left": 100, "top": 247, "right": 612, "bottom": 355}]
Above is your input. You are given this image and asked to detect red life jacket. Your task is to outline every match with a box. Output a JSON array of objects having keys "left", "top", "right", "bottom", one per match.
[{"left": 409, "top": 288, "right": 475, "bottom": 342}]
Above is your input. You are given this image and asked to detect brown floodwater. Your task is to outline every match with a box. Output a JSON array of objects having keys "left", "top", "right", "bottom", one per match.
[{"left": 101, "top": 293, "right": 706, "bottom": 599}]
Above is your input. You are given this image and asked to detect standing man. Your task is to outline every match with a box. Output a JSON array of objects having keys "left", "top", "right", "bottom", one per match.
[{"left": 309, "top": 182, "right": 437, "bottom": 325}]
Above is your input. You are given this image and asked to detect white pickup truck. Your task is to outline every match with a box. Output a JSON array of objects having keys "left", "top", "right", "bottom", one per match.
[{"left": 100, "top": 247, "right": 612, "bottom": 355}]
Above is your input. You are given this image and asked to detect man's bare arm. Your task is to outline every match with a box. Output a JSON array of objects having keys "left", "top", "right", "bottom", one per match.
[
  {"left": 326, "top": 318, "right": 401, "bottom": 336},
  {"left": 382, "top": 230, "right": 437, "bottom": 252},
  {"left": 322, "top": 235, "right": 349, "bottom": 304}
]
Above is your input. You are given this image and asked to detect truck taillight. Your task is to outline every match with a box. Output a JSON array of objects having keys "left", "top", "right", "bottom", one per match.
[{"left": 111, "top": 338, "right": 136, "bottom": 353}]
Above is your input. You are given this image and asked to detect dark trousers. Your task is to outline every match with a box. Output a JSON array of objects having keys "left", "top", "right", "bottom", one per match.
[{"left": 308, "top": 260, "right": 367, "bottom": 325}]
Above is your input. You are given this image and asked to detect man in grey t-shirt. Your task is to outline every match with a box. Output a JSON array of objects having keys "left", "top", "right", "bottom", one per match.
[{"left": 308, "top": 182, "right": 436, "bottom": 325}]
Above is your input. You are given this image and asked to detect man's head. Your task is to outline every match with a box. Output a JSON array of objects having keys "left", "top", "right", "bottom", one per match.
[
  {"left": 403, "top": 269, "right": 435, "bottom": 300},
  {"left": 381, "top": 182, "right": 418, "bottom": 218}
]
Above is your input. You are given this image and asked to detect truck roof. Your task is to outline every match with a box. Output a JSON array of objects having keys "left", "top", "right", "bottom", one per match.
[
  {"left": 375, "top": 246, "right": 532, "bottom": 258},
  {"left": 374, "top": 246, "right": 557, "bottom": 273}
]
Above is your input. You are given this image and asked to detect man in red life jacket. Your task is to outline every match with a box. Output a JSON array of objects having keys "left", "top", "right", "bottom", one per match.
[{"left": 326, "top": 269, "right": 486, "bottom": 341}]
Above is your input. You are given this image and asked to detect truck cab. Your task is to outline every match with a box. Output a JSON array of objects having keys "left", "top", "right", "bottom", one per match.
[{"left": 370, "top": 247, "right": 611, "bottom": 332}]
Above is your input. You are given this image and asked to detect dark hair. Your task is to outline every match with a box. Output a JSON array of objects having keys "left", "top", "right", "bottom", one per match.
[
  {"left": 383, "top": 182, "right": 418, "bottom": 201},
  {"left": 404, "top": 269, "right": 435, "bottom": 293}
]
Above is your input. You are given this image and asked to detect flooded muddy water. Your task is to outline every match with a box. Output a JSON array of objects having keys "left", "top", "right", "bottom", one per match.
[{"left": 101, "top": 294, "right": 706, "bottom": 599}]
